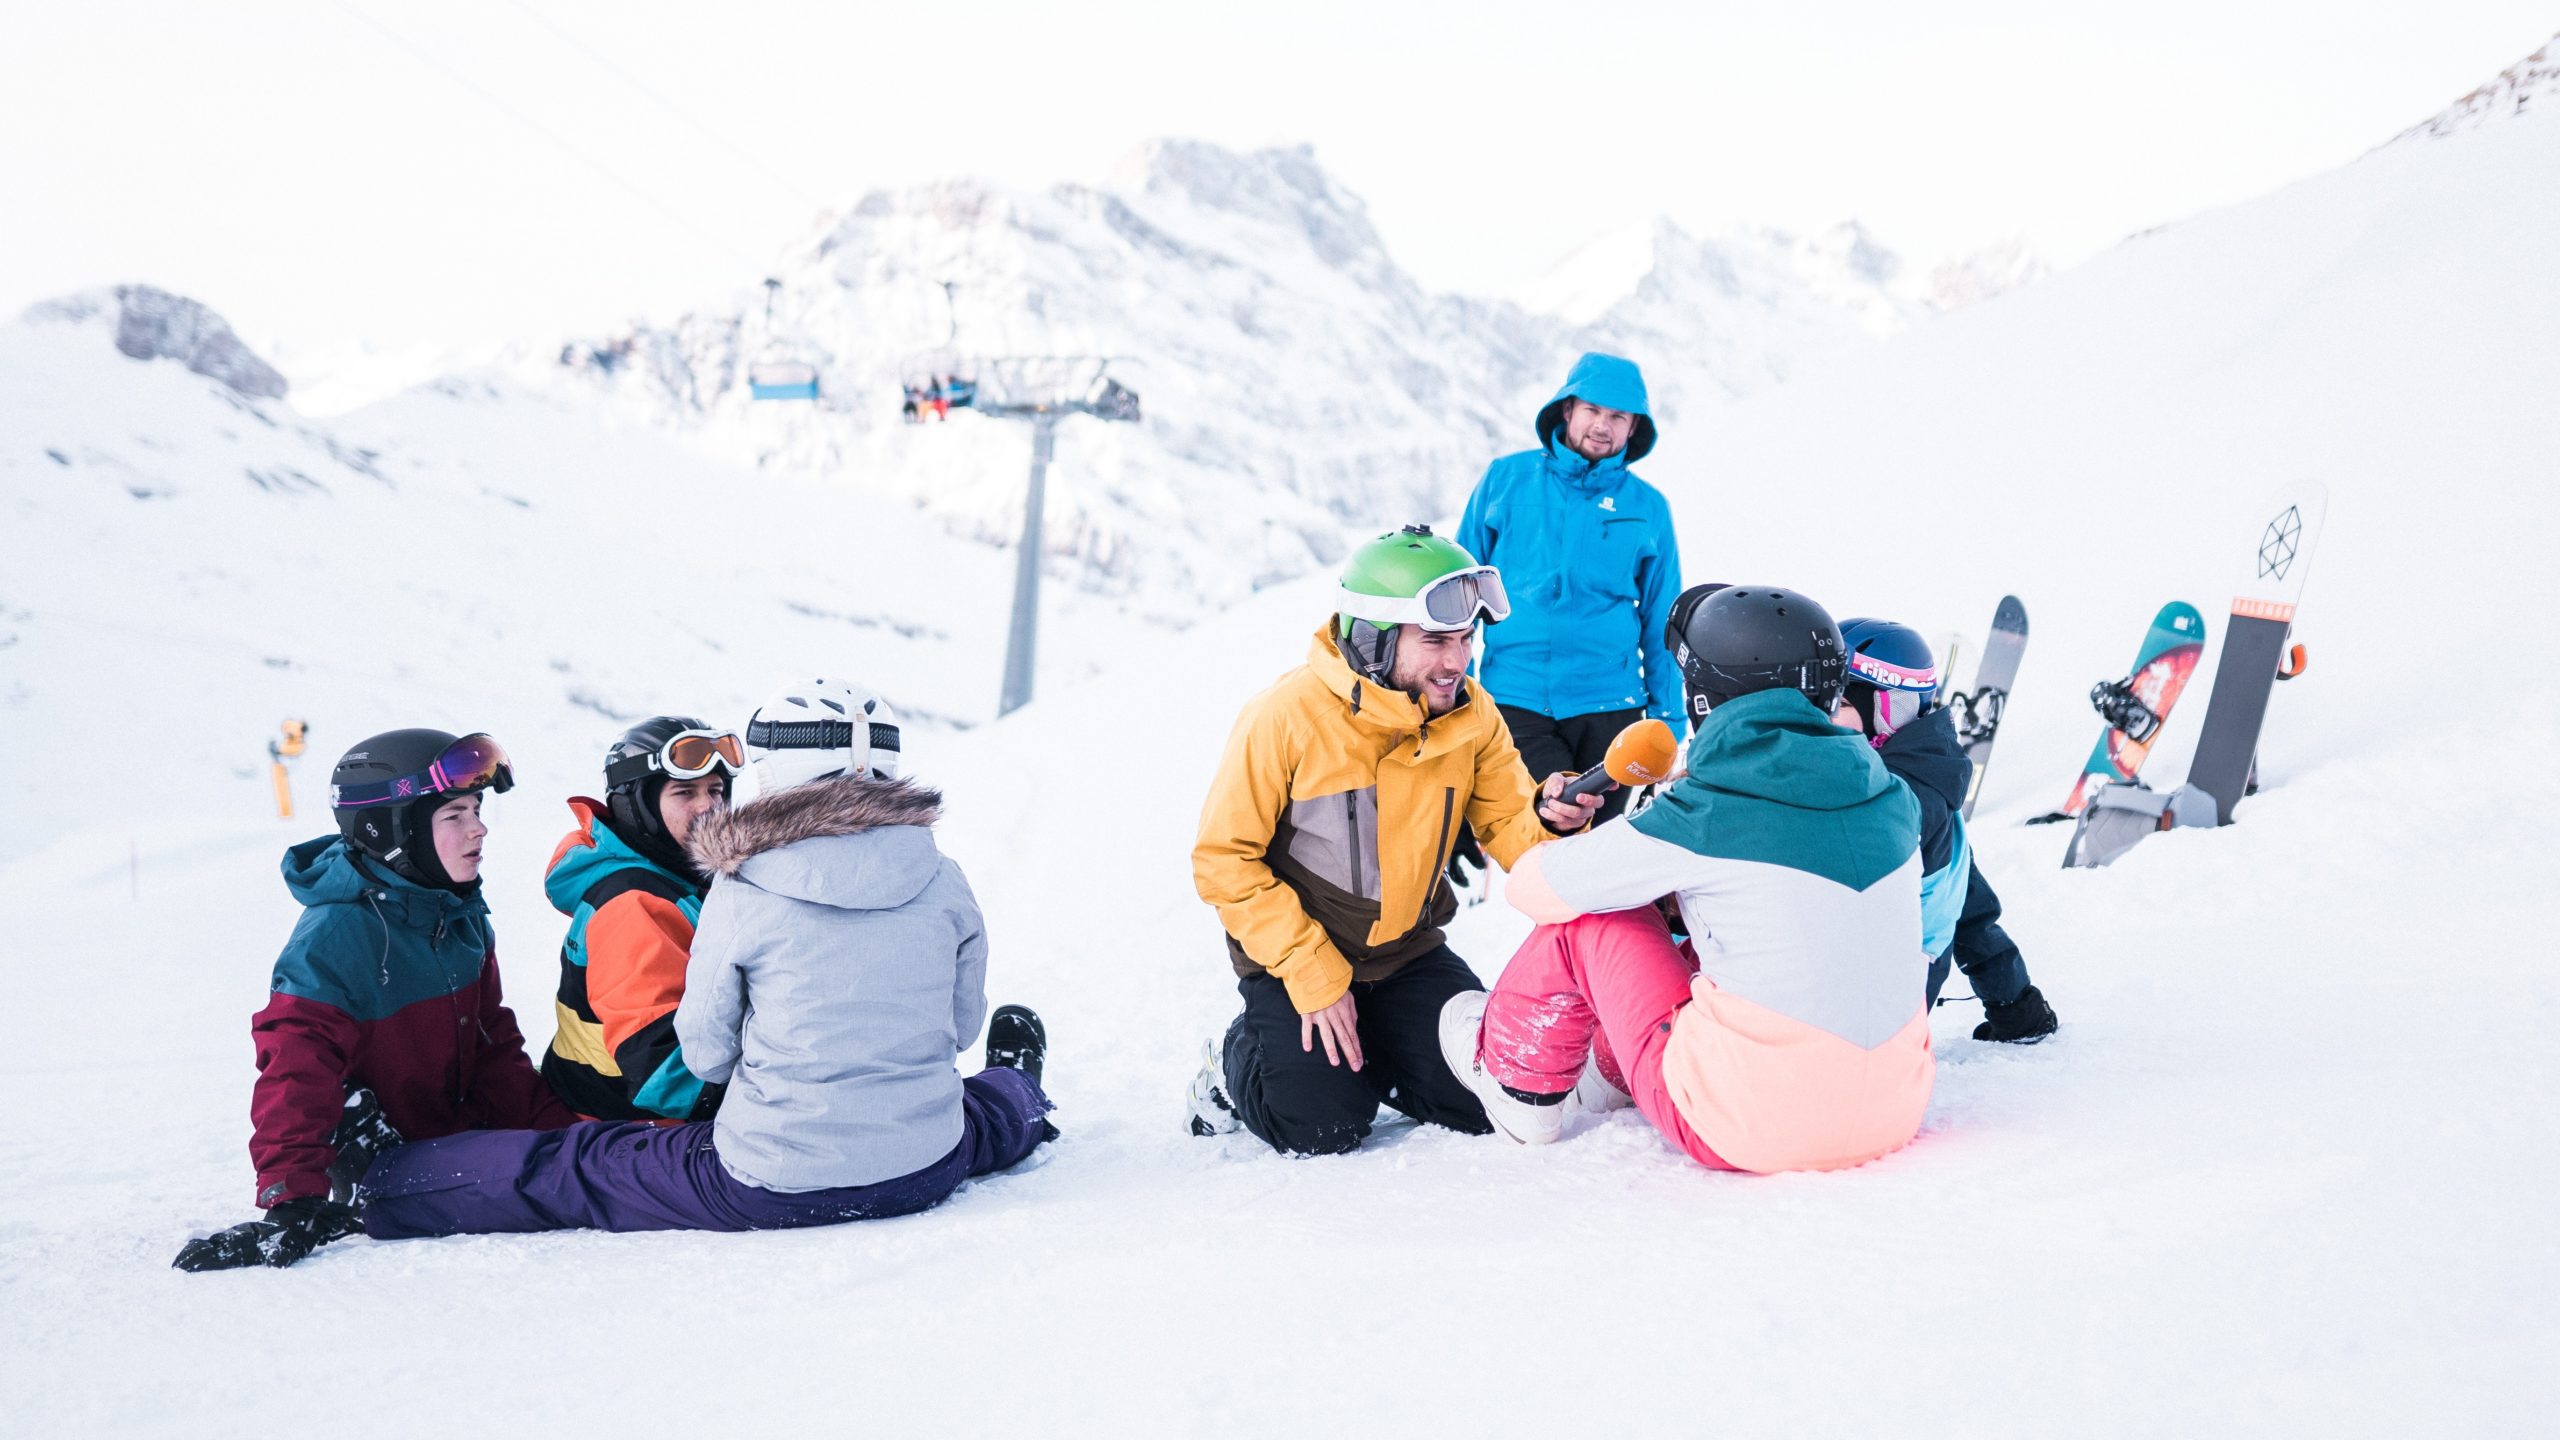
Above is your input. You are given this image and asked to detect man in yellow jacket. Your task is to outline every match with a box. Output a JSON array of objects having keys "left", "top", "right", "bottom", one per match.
[{"left": 1190, "top": 525, "right": 1601, "bottom": 1154}]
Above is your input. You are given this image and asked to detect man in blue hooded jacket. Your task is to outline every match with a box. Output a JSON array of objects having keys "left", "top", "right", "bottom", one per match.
[{"left": 1457, "top": 352, "right": 1683, "bottom": 824}]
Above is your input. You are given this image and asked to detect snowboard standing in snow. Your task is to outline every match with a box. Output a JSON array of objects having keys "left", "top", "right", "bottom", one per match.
[
  {"left": 1949, "top": 595, "right": 2027, "bottom": 819},
  {"left": 2031, "top": 601, "right": 2207, "bottom": 823},
  {"left": 2182, "top": 483, "right": 2327, "bottom": 824},
  {"left": 2062, "top": 483, "right": 2330, "bottom": 868}
]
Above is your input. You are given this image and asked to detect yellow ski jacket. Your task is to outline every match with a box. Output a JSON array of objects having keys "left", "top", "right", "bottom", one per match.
[{"left": 1194, "top": 624, "right": 1558, "bottom": 1014}]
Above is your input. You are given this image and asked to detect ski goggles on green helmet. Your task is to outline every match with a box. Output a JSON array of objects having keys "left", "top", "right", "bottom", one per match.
[
  {"left": 331, "top": 733, "right": 515, "bottom": 809},
  {"left": 1335, "top": 565, "right": 1511, "bottom": 632},
  {"left": 604, "top": 728, "right": 745, "bottom": 789}
]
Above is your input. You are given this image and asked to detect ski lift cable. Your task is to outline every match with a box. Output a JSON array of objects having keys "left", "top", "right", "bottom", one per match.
[
  {"left": 326, "top": 0, "right": 774, "bottom": 277},
  {"left": 499, "top": 0, "right": 833, "bottom": 215}
]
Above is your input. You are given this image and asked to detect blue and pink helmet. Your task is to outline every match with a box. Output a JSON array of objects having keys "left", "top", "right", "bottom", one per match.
[{"left": 1839, "top": 618, "right": 1939, "bottom": 739}]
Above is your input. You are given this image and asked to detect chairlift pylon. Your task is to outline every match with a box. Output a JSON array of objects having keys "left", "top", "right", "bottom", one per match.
[{"left": 748, "top": 276, "right": 821, "bottom": 402}]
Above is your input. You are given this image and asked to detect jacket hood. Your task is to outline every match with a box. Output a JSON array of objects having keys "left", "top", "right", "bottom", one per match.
[
  {"left": 1534, "top": 352, "right": 1656, "bottom": 468},
  {"left": 1681, "top": 688, "right": 1899, "bottom": 812},
  {"left": 281, "top": 833, "right": 484, "bottom": 926},
  {"left": 1876, "top": 707, "right": 1969, "bottom": 810},
  {"left": 546, "top": 797, "right": 699, "bottom": 914},
  {"left": 686, "top": 774, "right": 946, "bottom": 911},
  {"left": 1302, "top": 622, "right": 1494, "bottom": 759}
]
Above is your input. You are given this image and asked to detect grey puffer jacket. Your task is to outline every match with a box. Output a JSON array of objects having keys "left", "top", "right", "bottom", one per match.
[{"left": 677, "top": 775, "right": 987, "bottom": 1192}]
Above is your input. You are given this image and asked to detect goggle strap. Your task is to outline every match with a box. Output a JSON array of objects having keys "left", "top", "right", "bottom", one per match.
[{"left": 745, "top": 718, "right": 901, "bottom": 754}]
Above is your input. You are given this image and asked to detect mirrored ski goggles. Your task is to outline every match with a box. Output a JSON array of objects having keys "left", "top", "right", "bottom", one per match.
[
  {"left": 331, "top": 733, "right": 516, "bottom": 809},
  {"left": 604, "top": 728, "right": 745, "bottom": 789},
  {"left": 1335, "top": 566, "right": 1511, "bottom": 632}
]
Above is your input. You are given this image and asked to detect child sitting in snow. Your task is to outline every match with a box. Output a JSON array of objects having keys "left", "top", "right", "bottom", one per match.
[
  {"left": 1832, "top": 617, "right": 2057, "bottom": 1042},
  {"left": 538, "top": 715, "right": 746, "bottom": 1121},
  {"left": 174, "top": 728, "right": 574, "bottom": 1271},
  {"left": 346, "top": 678, "right": 1056, "bottom": 1241},
  {"left": 1437, "top": 585, "right": 1936, "bottom": 1173}
]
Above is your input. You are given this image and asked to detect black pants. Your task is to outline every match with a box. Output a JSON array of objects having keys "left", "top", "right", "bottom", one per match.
[
  {"left": 1498, "top": 703, "right": 1646, "bottom": 823},
  {"left": 1222, "top": 946, "right": 1492, "bottom": 1155}
]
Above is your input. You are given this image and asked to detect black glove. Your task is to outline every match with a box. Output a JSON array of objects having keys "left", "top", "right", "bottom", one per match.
[{"left": 172, "top": 1197, "right": 363, "bottom": 1272}]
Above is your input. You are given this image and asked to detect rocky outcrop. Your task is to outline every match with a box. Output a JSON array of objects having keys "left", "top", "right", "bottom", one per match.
[
  {"left": 2393, "top": 33, "right": 2558, "bottom": 143},
  {"left": 108, "top": 285, "right": 288, "bottom": 399}
]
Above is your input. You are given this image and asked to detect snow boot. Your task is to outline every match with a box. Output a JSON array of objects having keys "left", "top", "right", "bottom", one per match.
[
  {"left": 1437, "top": 991, "right": 1566, "bottom": 1145},
  {"left": 1186, "top": 1040, "right": 1240, "bottom": 1137},
  {"left": 1569, "top": 1054, "right": 1633, "bottom": 1115},
  {"left": 984, "top": 1004, "right": 1047, "bottom": 1084},
  {"left": 326, "top": 1086, "right": 403, "bottom": 1203},
  {"left": 1974, "top": 985, "right": 2058, "bottom": 1044}
]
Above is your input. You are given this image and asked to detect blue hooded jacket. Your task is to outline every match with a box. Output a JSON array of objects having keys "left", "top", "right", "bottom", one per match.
[{"left": 1458, "top": 353, "right": 1683, "bottom": 723}]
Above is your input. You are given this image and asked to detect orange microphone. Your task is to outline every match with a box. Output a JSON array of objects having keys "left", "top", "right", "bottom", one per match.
[{"left": 1555, "top": 718, "right": 1681, "bottom": 804}]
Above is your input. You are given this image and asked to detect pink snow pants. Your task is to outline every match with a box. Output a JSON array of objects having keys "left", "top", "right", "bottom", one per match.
[{"left": 1480, "top": 908, "right": 1733, "bottom": 1170}]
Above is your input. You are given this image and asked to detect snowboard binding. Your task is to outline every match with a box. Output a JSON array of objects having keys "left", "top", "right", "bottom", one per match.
[
  {"left": 2088, "top": 676, "right": 2163, "bottom": 743},
  {"left": 1948, "top": 685, "right": 2005, "bottom": 749}
]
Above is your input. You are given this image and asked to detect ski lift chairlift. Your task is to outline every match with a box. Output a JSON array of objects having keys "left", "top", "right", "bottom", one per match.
[
  {"left": 749, "top": 277, "right": 822, "bottom": 402},
  {"left": 899, "top": 348, "right": 978, "bottom": 422}
]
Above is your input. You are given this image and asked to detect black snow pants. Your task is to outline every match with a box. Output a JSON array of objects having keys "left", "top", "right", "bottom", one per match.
[
  {"left": 1498, "top": 703, "right": 1647, "bottom": 822},
  {"left": 1222, "top": 945, "right": 1493, "bottom": 1156},
  {"left": 1925, "top": 864, "right": 2032, "bottom": 1009}
]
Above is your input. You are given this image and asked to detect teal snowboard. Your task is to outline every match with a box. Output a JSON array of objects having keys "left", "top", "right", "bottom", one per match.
[{"left": 2031, "top": 601, "right": 2207, "bottom": 823}]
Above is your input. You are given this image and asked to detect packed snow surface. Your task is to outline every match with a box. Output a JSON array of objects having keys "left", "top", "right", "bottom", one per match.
[{"left": 7, "top": 89, "right": 2560, "bottom": 1440}]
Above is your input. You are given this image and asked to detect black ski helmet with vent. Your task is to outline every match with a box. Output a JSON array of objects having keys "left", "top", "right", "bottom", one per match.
[
  {"left": 603, "top": 715, "right": 729, "bottom": 878},
  {"left": 330, "top": 727, "right": 512, "bottom": 890},
  {"left": 1666, "top": 584, "right": 1848, "bottom": 718}
]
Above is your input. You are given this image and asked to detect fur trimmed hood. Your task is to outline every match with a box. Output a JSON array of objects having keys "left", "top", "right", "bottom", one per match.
[{"left": 687, "top": 774, "right": 943, "bottom": 877}]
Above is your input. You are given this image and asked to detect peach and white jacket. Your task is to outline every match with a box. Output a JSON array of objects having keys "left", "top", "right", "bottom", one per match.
[{"left": 1506, "top": 687, "right": 1934, "bottom": 1173}]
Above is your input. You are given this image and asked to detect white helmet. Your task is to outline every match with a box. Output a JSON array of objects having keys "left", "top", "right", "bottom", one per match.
[{"left": 741, "top": 677, "right": 903, "bottom": 796}]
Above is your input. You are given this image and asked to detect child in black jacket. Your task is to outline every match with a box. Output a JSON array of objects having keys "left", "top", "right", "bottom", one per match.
[{"left": 1836, "top": 617, "right": 2058, "bottom": 1043}]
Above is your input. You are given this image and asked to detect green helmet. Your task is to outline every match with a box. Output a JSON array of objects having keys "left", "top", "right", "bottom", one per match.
[{"left": 1333, "top": 524, "right": 1510, "bottom": 684}]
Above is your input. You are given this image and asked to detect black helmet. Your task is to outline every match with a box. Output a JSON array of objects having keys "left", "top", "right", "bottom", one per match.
[
  {"left": 603, "top": 715, "right": 731, "bottom": 880},
  {"left": 1669, "top": 584, "right": 1848, "bottom": 718},
  {"left": 331, "top": 727, "right": 513, "bottom": 890}
]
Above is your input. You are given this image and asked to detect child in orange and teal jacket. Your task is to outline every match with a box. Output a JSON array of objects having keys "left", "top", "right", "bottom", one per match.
[{"left": 539, "top": 716, "right": 743, "bottom": 1121}]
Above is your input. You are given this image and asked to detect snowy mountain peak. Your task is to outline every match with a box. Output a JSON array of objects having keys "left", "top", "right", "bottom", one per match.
[
  {"left": 24, "top": 285, "right": 288, "bottom": 400},
  {"left": 2393, "top": 32, "right": 2559, "bottom": 142},
  {"left": 540, "top": 140, "right": 2001, "bottom": 610}
]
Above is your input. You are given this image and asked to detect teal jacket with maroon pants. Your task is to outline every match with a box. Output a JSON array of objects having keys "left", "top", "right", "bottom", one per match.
[{"left": 247, "top": 835, "right": 574, "bottom": 1207}]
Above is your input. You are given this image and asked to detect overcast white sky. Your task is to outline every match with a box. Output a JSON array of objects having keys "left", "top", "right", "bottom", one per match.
[{"left": 2, "top": 1, "right": 2551, "bottom": 365}]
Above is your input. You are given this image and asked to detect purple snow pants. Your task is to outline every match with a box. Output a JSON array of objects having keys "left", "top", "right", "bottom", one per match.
[{"left": 358, "top": 1069, "right": 1054, "bottom": 1239}]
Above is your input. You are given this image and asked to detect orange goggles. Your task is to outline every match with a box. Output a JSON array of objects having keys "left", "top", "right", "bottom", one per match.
[{"left": 605, "top": 729, "right": 745, "bottom": 788}]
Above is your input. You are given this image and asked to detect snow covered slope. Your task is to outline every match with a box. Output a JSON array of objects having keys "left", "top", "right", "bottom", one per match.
[
  {"left": 0, "top": 288, "right": 1171, "bottom": 862},
  {"left": 7, "top": 55, "right": 2560, "bottom": 1437}
]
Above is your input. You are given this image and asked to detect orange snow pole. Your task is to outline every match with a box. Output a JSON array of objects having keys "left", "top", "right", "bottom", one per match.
[{"left": 269, "top": 719, "right": 309, "bottom": 820}]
